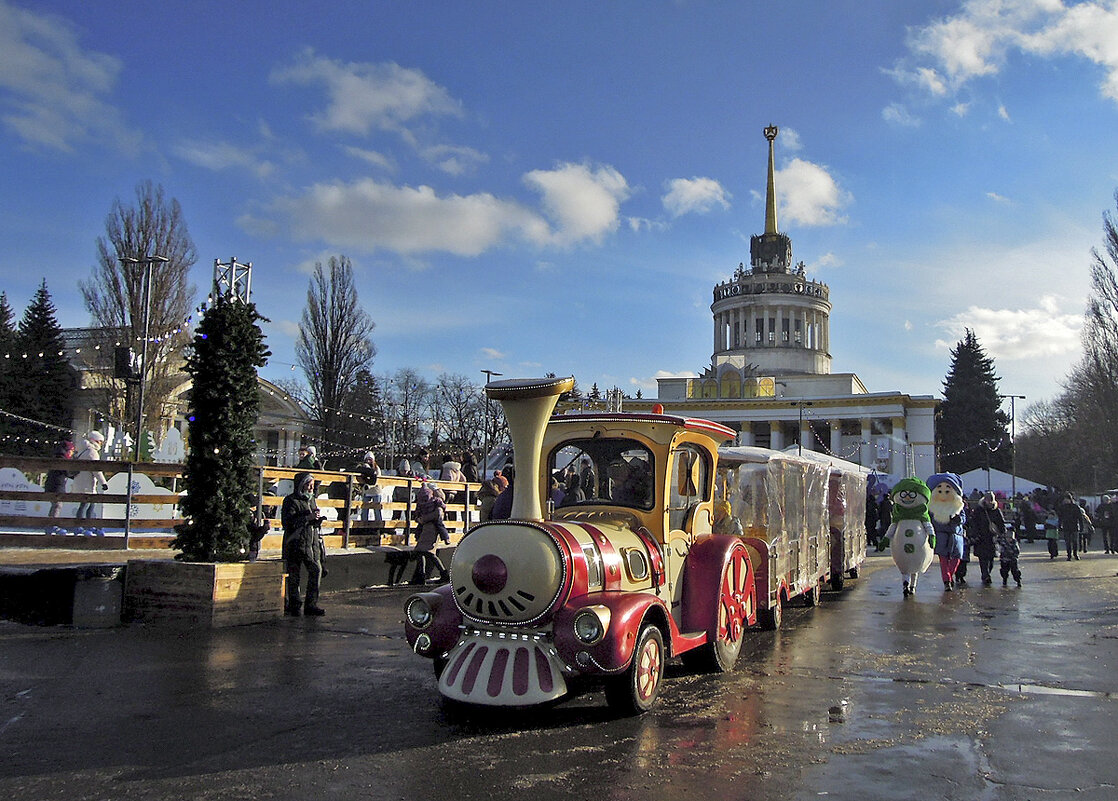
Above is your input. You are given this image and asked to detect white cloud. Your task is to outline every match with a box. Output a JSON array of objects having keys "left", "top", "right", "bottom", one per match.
[
  {"left": 172, "top": 140, "right": 274, "bottom": 178},
  {"left": 662, "top": 177, "right": 731, "bottom": 217},
  {"left": 421, "top": 143, "right": 489, "bottom": 175},
  {"left": 882, "top": 102, "right": 921, "bottom": 127},
  {"left": 775, "top": 158, "right": 852, "bottom": 227},
  {"left": 523, "top": 162, "right": 631, "bottom": 245},
  {"left": 343, "top": 145, "right": 395, "bottom": 171},
  {"left": 899, "top": 0, "right": 1118, "bottom": 105},
  {"left": 0, "top": 0, "right": 137, "bottom": 152},
  {"left": 986, "top": 191, "right": 1012, "bottom": 203},
  {"left": 812, "top": 252, "right": 843, "bottom": 270},
  {"left": 480, "top": 347, "right": 506, "bottom": 360},
  {"left": 951, "top": 101, "right": 971, "bottom": 116},
  {"left": 997, "top": 103, "right": 1011, "bottom": 120},
  {"left": 778, "top": 127, "right": 803, "bottom": 151},
  {"left": 934, "top": 295, "right": 1083, "bottom": 360},
  {"left": 271, "top": 49, "right": 461, "bottom": 136},
  {"left": 264, "top": 177, "right": 549, "bottom": 256}
]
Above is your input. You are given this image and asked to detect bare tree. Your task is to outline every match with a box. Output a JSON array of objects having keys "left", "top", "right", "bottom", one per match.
[
  {"left": 80, "top": 181, "right": 197, "bottom": 438},
  {"left": 296, "top": 256, "right": 376, "bottom": 446},
  {"left": 432, "top": 372, "right": 486, "bottom": 456}
]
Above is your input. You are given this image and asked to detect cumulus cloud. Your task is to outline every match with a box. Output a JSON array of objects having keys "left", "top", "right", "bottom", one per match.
[
  {"left": 662, "top": 177, "right": 731, "bottom": 217},
  {"left": 172, "top": 140, "right": 275, "bottom": 178},
  {"left": 271, "top": 49, "right": 462, "bottom": 136},
  {"left": 523, "top": 162, "right": 631, "bottom": 245},
  {"left": 0, "top": 0, "right": 137, "bottom": 152},
  {"left": 775, "top": 158, "right": 852, "bottom": 227},
  {"left": 934, "top": 296, "right": 1083, "bottom": 360},
  {"left": 882, "top": 102, "right": 921, "bottom": 127},
  {"left": 263, "top": 177, "right": 549, "bottom": 256},
  {"left": 895, "top": 0, "right": 1118, "bottom": 105}
]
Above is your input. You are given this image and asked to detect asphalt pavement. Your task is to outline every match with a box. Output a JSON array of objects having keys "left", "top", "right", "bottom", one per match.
[{"left": 0, "top": 541, "right": 1116, "bottom": 801}]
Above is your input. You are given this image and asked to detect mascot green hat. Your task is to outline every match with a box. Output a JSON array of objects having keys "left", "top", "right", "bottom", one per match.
[{"left": 890, "top": 477, "right": 932, "bottom": 523}]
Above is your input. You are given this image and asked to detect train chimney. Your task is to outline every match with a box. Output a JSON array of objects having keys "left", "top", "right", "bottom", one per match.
[{"left": 485, "top": 376, "right": 575, "bottom": 521}]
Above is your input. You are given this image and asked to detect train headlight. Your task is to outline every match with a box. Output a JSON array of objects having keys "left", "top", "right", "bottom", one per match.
[
  {"left": 406, "top": 596, "right": 434, "bottom": 629},
  {"left": 573, "top": 606, "right": 610, "bottom": 645}
]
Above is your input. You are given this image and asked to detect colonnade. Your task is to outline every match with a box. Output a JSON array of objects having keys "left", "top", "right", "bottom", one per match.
[
  {"left": 732, "top": 414, "right": 909, "bottom": 476},
  {"left": 713, "top": 304, "right": 829, "bottom": 354}
]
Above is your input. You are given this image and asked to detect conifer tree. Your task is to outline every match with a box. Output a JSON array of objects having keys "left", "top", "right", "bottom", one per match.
[
  {"left": 172, "top": 294, "right": 270, "bottom": 562},
  {"left": 5, "top": 282, "right": 74, "bottom": 456},
  {"left": 0, "top": 293, "right": 17, "bottom": 451},
  {"left": 937, "top": 329, "right": 1010, "bottom": 474}
]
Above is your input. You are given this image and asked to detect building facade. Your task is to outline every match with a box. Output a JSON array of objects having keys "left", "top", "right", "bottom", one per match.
[{"left": 629, "top": 126, "right": 936, "bottom": 483}]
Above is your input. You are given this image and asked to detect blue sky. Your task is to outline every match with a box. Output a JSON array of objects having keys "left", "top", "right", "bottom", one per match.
[{"left": 2, "top": 0, "right": 1117, "bottom": 415}]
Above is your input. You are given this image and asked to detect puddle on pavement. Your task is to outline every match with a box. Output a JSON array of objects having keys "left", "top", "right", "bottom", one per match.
[{"left": 841, "top": 671, "right": 1113, "bottom": 700}]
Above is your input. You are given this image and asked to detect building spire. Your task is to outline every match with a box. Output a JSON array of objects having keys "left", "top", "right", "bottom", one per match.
[{"left": 763, "top": 125, "right": 779, "bottom": 235}]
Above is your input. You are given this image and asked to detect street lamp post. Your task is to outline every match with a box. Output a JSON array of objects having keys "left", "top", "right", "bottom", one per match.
[
  {"left": 480, "top": 369, "right": 502, "bottom": 477},
  {"left": 121, "top": 254, "right": 169, "bottom": 460}
]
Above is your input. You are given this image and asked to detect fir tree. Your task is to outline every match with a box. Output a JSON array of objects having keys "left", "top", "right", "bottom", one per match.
[
  {"left": 0, "top": 293, "right": 16, "bottom": 451},
  {"left": 173, "top": 295, "right": 270, "bottom": 562},
  {"left": 937, "top": 329, "right": 1010, "bottom": 474},
  {"left": 7, "top": 282, "right": 73, "bottom": 456}
]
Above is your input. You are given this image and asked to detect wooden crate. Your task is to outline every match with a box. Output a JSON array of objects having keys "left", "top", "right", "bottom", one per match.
[{"left": 124, "top": 560, "right": 285, "bottom": 627}]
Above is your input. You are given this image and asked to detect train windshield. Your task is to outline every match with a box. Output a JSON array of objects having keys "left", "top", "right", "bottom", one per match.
[{"left": 547, "top": 437, "right": 655, "bottom": 511}]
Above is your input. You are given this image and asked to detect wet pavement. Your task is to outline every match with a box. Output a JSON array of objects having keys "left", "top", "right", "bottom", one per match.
[{"left": 1, "top": 542, "right": 1116, "bottom": 801}]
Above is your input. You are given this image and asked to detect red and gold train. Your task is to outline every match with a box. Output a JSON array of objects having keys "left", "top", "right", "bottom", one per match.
[{"left": 404, "top": 376, "right": 866, "bottom": 714}]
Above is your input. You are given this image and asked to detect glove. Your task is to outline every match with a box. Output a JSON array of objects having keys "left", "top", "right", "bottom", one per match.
[
  {"left": 928, "top": 534, "right": 936, "bottom": 549},
  {"left": 101, "top": 483, "right": 109, "bottom": 491},
  {"left": 875, "top": 539, "right": 889, "bottom": 552}
]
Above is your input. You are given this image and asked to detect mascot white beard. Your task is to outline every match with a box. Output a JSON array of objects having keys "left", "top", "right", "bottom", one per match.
[{"left": 928, "top": 494, "right": 963, "bottom": 522}]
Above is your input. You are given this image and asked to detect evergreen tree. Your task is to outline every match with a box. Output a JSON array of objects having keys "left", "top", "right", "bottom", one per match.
[
  {"left": 0, "top": 293, "right": 16, "bottom": 449},
  {"left": 4, "top": 282, "right": 74, "bottom": 456},
  {"left": 937, "top": 329, "right": 1010, "bottom": 474},
  {"left": 173, "top": 295, "right": 270, "bottom": 562}
]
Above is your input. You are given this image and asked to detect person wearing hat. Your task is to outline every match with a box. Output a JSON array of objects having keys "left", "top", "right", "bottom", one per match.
[
  {"left": 927, "top": 472, "right": 967, "bottom": 591},
  {"left": 968, "top": 491, "right": 1007, "bottom": 582},
  {"left": 878, "top": 477, "right": 935, "bottom": 597},
  {"left": 281, "top": 472, "right": 326, "bottom": 616},
  {"left": 44, "top": 438, "right": 76, "bottom": 534},
  {"left": 296, "top": 444, "right": 323, "bottom": 471},
  {"left": 72, "top": 431, "right": 108, "bottom": 535}
]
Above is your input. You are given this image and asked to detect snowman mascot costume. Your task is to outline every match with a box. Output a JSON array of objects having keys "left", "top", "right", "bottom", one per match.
[{"left": 879, "top": 477, "right": 935, "bottom": 597}]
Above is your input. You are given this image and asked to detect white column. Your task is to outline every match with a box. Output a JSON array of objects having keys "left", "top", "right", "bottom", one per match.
[
  {"left": 830, "top": 419, "right": 843, "bottom": 455},
  {"left": 737, "top": 424, "right": 754, "bottom": 447},
  {"left": 800, "top": 417, "right": 813, "bottom": 452},
  {"left": 890, "top": 416, "right": 907, "bottom": 477},
  {"left": 769, "top": 420, "right": 784, "bottom": 451},
  {"left": 860, "top": 417, "right": 873, "bottom": 468}
]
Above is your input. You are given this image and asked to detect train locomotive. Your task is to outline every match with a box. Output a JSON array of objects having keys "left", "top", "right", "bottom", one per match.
[{"left": 403, "top": 376, "right": 866, "bottom": 714}]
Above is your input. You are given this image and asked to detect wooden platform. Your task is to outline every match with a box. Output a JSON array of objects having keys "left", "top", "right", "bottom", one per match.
[{"left": 123, "top": 560, "right": 287, "bottom": 627}]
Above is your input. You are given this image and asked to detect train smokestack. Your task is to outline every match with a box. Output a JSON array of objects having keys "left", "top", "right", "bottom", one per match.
[{"left": 485, "top": 376, "right": 575, "bottom": 520}]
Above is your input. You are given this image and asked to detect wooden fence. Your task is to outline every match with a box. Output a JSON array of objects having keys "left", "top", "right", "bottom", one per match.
[{"left": 0, "top": 455, "right": 481, "bottom": 552}]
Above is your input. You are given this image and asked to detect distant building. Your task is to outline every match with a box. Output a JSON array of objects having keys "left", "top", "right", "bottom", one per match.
[
  {"left": 628, "top": 125, "right": 936, "bottom": 482},
  {"left": 60, "top": 326, "right": 310, "bottom": 466}
]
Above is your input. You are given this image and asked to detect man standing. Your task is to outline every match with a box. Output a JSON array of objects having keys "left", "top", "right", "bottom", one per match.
[
  {"left": 281, "top": 472, "right": 326, "bottom": 616},
  {"left": 1097, "top": 494, "right": 1117, "bottom": 554}
]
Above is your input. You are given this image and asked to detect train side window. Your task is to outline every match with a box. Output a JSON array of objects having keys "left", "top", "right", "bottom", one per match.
[{"left": 668, "top": 445, "right": 709, "bottom": 531}]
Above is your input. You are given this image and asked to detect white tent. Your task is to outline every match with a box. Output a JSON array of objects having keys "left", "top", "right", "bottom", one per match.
[{"left": 959, "top": 467, "right": 1047, "bottom": 496}]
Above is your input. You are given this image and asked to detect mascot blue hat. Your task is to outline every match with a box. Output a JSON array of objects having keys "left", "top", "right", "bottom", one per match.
[{"left": 926, "top": 472, "right": 963, "bottom": 496}]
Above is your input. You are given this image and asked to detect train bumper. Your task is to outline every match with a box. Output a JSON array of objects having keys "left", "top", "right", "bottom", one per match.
[{"left": 438, "top": 632, "right": 568, "bottom": 706}]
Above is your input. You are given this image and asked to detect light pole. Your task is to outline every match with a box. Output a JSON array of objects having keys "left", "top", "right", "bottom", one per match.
[
  {"left": 1001, "top": 394, "right": 1026, "bottom": 498},
  {"left": 121, "top": 254, "right": 168, "bottom": 460},
  {"left": 480, "top": 369, "right": 502, "bottom": 477}
]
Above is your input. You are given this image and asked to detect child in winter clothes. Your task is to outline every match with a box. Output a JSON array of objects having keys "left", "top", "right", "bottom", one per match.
[
  {"left": 997, "top": 526, "right": 1022, "bottom": 587},
  {"left": 410, "top": 483, "right": 451, "bottom": 584}
]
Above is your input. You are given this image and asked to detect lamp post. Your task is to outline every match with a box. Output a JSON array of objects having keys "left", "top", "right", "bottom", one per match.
[
  {"left": 480, "top": 369, "right": 502, "bottom": 477},
  {"left": 121, "top": 254, "right": 168, "bottom": 460},
  {"left": 1001, "top": 394, "right": 1026, "bottom": 498}
]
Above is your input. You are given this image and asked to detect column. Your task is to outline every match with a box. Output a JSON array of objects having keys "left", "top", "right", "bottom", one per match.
[
  {"left": 737, "top": 423, "right": 754, "bottom": 447},
  {"left": 860, "top": 417, "right": 873, "bottom": 468},
  {"left": 800, "top": 417, "right": 813, "bottom": 452},
  {"left": 890, "top": 416, "right": 907, "bottom": 477},
  {"left": 769, "top": 420, "right": 784, "bottom": 451},
  {"left": 830, "top": 419, "right": 843, "bottom": 455}
]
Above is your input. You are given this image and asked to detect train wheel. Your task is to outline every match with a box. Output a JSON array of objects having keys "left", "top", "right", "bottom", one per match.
[
  {"left": 606, "top": 624, "right": 664, "bottom": 715},
  {"left": 804, "top": 581, "right": 822, "bottom": 607},
  {"left": 757, "top": 596, "right": 782, "bottom": 630},
  {"left": 683, "top": 547, "right": 749, "bottom": 673}
]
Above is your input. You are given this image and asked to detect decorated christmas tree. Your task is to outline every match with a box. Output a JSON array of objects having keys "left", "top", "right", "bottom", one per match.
[{"left": 172, "top": 294, "right": 270, "bottom": 562}]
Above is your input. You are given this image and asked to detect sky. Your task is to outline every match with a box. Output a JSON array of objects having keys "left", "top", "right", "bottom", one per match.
[{"left": 2, "top": 0, "right": 1117, "bottom": 421}]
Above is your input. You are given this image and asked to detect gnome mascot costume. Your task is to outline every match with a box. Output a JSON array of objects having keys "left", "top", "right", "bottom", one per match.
[
  {"left": 880, "top": 477, "right": 935, "bottom": 597},
  {"left": 927, "top": 472, "right": 967, "bottom": 591}
]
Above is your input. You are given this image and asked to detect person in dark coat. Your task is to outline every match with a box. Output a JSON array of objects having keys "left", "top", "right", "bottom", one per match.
[
  {"left": 281, "top": 472, "right": 326, "bottom": 616},
  {"left": 1097, "top": 494, "right": 1117, "bottom": 554},
  {"left": 877, "top": 493, "right": 893, "bottom": 546},
  {"left": 461, "top": 451, "right": 479, "bottom": 483},
  {"left": 44, "top": 438, "right": 75, "bottom": 534},
  {"left": 410, "top": 483, "right": 450, "bottom": 585},
  {"left": 1057, "top": 492, "right": 1086, "bottom": 561},
  {"left": 967, "top": 491, "right": 1005, "bottom": 585},
  {"left": 491, "top": 464, "right": 515, "bottom": 520}
]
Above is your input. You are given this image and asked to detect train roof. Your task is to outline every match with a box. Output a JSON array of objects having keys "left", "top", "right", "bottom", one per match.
[
  {"left": 718, "top": 445, "right": 873, "bottom": 476},
  {"left": 548, "top": 412, "right": 736, "bottom": 444}
]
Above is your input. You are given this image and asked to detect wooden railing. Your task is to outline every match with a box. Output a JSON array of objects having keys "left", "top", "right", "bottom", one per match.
[{"left": 0, "top": 455, "right": 480, "bottom": 552}]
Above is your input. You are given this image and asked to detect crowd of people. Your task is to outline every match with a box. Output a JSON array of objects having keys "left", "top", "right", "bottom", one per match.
[{"left": 868, "top": 475, "right": 1117, "bottom": 596}]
